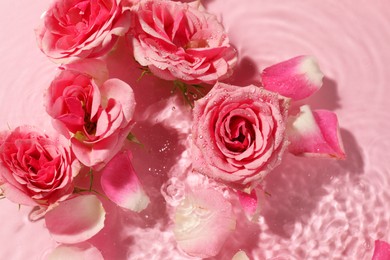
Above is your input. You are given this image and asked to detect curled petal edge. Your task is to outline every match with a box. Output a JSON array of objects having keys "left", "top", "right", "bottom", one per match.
[{"left": 287, "top": 105, "right": 345, "bottom": 159}]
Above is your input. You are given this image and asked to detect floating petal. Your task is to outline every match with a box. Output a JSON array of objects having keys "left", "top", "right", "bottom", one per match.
[
  {"left": 45, "top": 195, "right": 105, "bottom": 244},
  {"left": 372, "top": 240, "right": 390, "bottom": 260},
  {"left": 261, "top": 56, "right": 323, "bottom": 100},
  {"left": 287, "top": 105, "right": 345, "bottom": 159},
  {"left": 100, "top": 150, "right": 150, "bottom": 212}
]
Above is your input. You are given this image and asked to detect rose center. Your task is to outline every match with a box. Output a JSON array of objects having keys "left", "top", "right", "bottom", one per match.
[
  {"left": 185, "top": 39, "right": 209, "bottom": 49},
  {"left": 84, "top": 113, "right": 97, "bottom": 135}
]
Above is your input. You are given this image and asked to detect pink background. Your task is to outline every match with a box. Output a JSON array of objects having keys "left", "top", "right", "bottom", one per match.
[{"left": 1, "top": 0, "right": 390, "bottom": 259}]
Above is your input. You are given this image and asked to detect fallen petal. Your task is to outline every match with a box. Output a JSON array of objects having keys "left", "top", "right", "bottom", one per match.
[
  {"left": 232, "top": 250, "right": 250, "bottom": 260},
  {"left": 287, "top": 105, "right": 345, "bottom": 159},
  {"left": 100, "top": 150, "right": 150, "bottom": 212},
  {"left": 372, "top": 240, "right": 390, "bottom": 260},
  {"left": 261, "top": 56, "right": 323, "bottom": 100},
  {"left": 44, "top": 243, "right": 103, "bottom": 260},
  {"left": 45, "top": 195, "right": 106, "bottom": 244},
  {"left": 174, "top": 188, "right": 236, "bottom": 258},
  {"left": 237, "top": 189, "right": 260, "bottom": 222}
]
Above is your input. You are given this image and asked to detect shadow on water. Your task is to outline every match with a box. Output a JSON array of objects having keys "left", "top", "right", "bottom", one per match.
[
  {"left": 261, "top": 128, "right": 364, "bottom": 238},
  {"left": 226, "top": 56, "right": 262, "bottom": 87},
  {"left": 304, "top": 77, "right": 341, "bottom": 111}
]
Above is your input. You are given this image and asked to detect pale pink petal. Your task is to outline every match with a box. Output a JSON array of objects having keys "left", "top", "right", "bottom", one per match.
[
  {"left": 0, "top": 182, "right": 37, "bottom": 206},
  {"left": 71, "top": 132, "right": 121, "bottom": 170},
  {"left": 99, "top": 78, "right": 136, "bottom": 122},
  {"left": 174, "top": 189, "right": 236, "bottom": 258},
  {"left": 45, "top": 195, "right": 106, "bottom": 244},
  {"left": 232, "top": 250, "right": 250, "bottom": 260},
  {"left": 45, "top": 243, "right": 103, "bottom": 260},
  {"left": 372, "top": 240, "right": 390, "bottom": 260},
  {"left": 261, "top": 56, "right": 324, "bottom": 100},
  {"left": 287, "top": 105, "right": 345, "bottom": 159},
  {"left": 237, "top": 189, "right": 260, "bottom": 221},
  {"left": 100, "top": 150, "right": 150, "bottom": 212}
]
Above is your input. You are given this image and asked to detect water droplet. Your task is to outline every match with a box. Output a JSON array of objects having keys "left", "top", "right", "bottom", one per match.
[{"left": 199, "top": 135, "right": 203, "bottom": 139}]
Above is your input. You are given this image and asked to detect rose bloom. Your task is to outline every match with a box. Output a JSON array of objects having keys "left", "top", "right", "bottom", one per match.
[
  {"left": 46, "top": 59, "right": 135, "bottom": 170},
  {"left": 36, "top": 0, "right": 131, "bottom": 63},
  {"left": 129, "top": 0, "right": 237, "bottom": 84},
  {"left": 192, "top": 83, "right": 290, "bottom": 191},
  {"left": 0, "top": 126, "right": 79, "bottom": 207}
]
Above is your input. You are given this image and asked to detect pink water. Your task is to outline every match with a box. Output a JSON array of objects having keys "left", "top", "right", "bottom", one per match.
[{"left": 1, "top": 1, "right": 390, "bottom": 259}]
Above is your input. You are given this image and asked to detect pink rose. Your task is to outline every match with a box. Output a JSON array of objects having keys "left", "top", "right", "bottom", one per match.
[
  {"left": 129, "top": 0, "right": 237, "bottom": 84},
  {"left": 36, "top": 0, "right": 131, "bottom": 63},
  {"left": 192, "top": 82, "right": 289, "bottom": 190},
  {"left": 0, "top": 126, "right": 79, "bottom": 207},
  {"left": 45, "top": 59, "right": 135, "bottom": 169}
]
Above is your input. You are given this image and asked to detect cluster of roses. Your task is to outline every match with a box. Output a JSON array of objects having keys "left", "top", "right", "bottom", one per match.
[{"left": 0, "top": 0, "right": 350, "bottom": 259}]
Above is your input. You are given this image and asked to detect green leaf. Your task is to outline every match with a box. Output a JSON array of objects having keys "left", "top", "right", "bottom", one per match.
[
  {"left": 127, "top": 132, "right": 143, "bottom": 147},
  {"left": 172, "top": 80, "right": 206, "bottom": 108},
  {"left": 137, "top": 67, "right": 151, "bottom": 82}
]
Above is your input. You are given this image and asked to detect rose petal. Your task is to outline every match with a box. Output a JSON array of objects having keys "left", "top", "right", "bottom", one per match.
[
  {"left": 372, "top": 240, "right": 390, "bottom": 260},
  {"left": 0, "top": 182, "right": 37, "bottom": 206},
  {"left": 237, "top": 189, "right": 260, "bottom": 221},
  {"left": 261, "top": 56, "right": 324, "bottom": 100},
  {"left": 232, "top": 250, "right": 250, "bottom": 260},
  {"left": 174, "top": 189, "right": 236, "bottom": 258},
  {"left": 287, "top": 105, "right": 345, "bottom": 159},
  {"left": 45, "top": 243, "right": 103, "bottom": 260},
  {"left": 99, "top": 78, "right": 136, "bottom": 123},
  {"left": 45, "top": 195, "right": 106, "bottom": 244},
  {"left": 100, "top": 150, "right": 150, "bottom": 212}
]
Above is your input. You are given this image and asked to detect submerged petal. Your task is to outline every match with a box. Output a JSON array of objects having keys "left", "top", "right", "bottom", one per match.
[
  {"left": 237, "top": 189, "right": 260, "bottom": 221},
  {"left": 174, "top": 188, "right": 236, "bottom": 258},
  {"left": 45, "top": 243, "right": 103, "bottom": 260},
  {"left": 45, "top": 195, "right": 106, "bottom": 244}
]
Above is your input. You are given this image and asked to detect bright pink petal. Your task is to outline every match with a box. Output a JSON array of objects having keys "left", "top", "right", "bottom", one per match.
[
  {"left": 372, "top": 240, "right": 390, "bottom": 260},
  {"left": 174, "top": 189, "right": 236, "bottom": 258},
  {"left": 45, "top": 195, "right": 106, "bottom": 244},
  {"left": 261, "top": 56, "right": 324, "bottom": 100},
  {"left": 100, "top": 150, "right": 150, "bottom": 212},
  {"left": 45, "top": 243, "right": 103, "bottom": 260},
  {"left": 287, "top": 105, "right": 345, "bottom": 159},
  {"left": 237, "top": 189, "right": 260, "bottom": 221}
]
